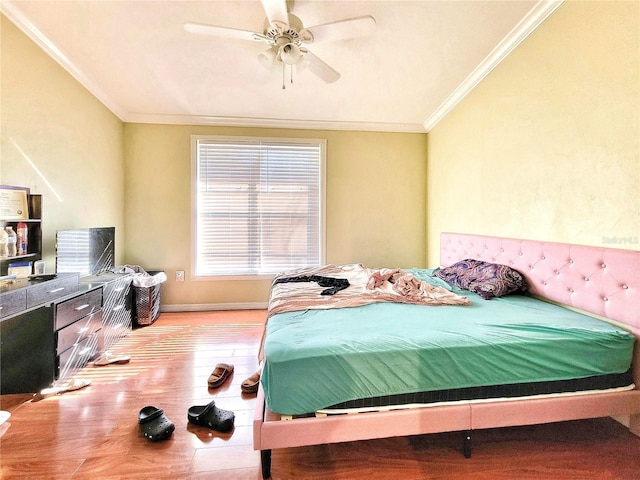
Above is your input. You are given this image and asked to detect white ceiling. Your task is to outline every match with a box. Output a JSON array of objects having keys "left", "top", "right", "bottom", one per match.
[{"left": 2, "top": 1, "right": 562, "bottom": 132}]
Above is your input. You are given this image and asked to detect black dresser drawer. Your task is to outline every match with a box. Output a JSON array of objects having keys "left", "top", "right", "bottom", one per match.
[
  {"left": 56, "top": 310, "right": 103, "bottom": 354},
  {"left": 56, "top": 331, "right": 101, "bottom": 380},
  {"left": 27, "top": 274, "right": 80, "bottom": 309},
  {"left": 55, "top": 288, "right": 102, "bottom": 331},
  {"left": 102, "top": 279, "right": 133, "bottom": 321},
  {"left": 0, "top": 289, "right": 27, "bottom": 319},
  {"left": 103, "top": 278, "right": 132, "bottom": 305}
]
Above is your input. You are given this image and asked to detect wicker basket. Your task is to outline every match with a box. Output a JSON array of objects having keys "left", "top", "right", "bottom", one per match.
[{"left": 133, "top": 271, "right": 163, "bottom": 327}]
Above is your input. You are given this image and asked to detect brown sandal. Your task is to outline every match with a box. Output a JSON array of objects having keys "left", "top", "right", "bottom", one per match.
[
  {"left": 207, "top": 363, "right": 234, "bottom": 388},
  {"left": 241, "top": 371, "right": 261, "bottom": 394}
]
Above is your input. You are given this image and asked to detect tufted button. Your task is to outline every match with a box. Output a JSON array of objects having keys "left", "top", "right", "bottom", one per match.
[
  {"left": 569, "top": 259, "right": 574, "bottom": 264},
  {"left": 519, "top": 252, "right": 523, "bottom": 256},
  {"left": 601, "top": 263, "right": 606, "bottom": 268},
  {"left": 543, "top": 281, "right": 547, "bottom": 286},
  {"left": 541, "top": 256, "right": 546, "bottom": 260},
  {"left": 555, "top": 270, "right": 560, "bottom": 275},
  {"left": 603, "top": 296, "right": 608, "bottom": 301},
  {"left": 569, "top": 288, "right": 574, "bottom": 293},
  {"left": 622, "top": 284, "right": 629, "bottom": 289},
  {"left": 584, "top": 277, "right": 590, "bottom": 281}
]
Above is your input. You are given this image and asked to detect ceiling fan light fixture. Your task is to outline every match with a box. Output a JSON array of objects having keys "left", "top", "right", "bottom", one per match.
[
  {"left": 280, "top": 43, "right": 302, "bottom": 65},
  {"left": 258, "top": 47, "right": 277, "bottom": 69}
]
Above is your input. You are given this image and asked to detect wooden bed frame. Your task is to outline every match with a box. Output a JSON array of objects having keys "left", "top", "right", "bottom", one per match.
[{"left": 253, "top": 232, "right": 640, "bottom": 479}]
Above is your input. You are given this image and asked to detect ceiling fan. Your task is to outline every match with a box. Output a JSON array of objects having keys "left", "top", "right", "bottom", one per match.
[{"left": 184, "top": 0, "right": 376, "bottom": 89}]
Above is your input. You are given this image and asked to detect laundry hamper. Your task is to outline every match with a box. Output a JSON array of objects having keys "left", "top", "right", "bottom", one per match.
[{"left": 133, "top": 270, "right": 165, "bottom": 327}]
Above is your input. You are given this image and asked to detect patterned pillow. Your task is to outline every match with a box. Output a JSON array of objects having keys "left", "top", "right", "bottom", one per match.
[{"left": 434, "top": 259, "right": 526, "bottom": 300}]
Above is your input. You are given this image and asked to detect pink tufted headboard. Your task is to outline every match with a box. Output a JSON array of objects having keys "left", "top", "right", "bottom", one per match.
[{"left": 440, "top": 233, "right": 640, "bottom": 336}]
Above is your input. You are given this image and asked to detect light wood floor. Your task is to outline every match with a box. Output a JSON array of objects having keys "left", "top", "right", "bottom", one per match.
[{"left": 1, "top": 310, "right": 639, "bottom": 479}]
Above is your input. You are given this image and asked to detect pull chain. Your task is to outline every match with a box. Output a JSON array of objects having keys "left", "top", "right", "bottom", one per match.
[{"left": 281, "top": 63, "right": 295, "bottom": 89}]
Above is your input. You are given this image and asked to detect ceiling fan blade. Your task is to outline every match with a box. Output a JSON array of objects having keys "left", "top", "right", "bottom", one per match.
[
  {"left": 184, "top": 22, "right": 264, "bottom": 42},
  {"left": 261, "top": 0, "right": 289, "bottom": 29},
  {"left": 300, "top": 15, "right": 376, "bottom": 44},
  {"left": 303, "top": 50, "right": 340, "bottom": 84}
]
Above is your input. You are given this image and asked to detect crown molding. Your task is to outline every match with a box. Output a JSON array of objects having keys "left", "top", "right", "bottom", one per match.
[
  {"left": 124, "top": 112, "right": 426, "bottom": 133},
  {"left": 422, "top": 0, "right": 564, "bottom": 132}
]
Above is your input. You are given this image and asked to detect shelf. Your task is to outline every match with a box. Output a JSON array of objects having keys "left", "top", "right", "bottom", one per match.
[
  {"left": 2, "top": 253, "right": 39, "bottom": 262},
  {"left": 0, "top": 218, "right": 41, "bottom": 224},
  {"left": 1, "top": 194, "right": 42, "bottom": 276}
]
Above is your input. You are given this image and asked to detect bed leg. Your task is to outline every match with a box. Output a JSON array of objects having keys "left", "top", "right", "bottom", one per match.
[
  {"left": 261, "top": 449, "right": 272, "bottom": 479},
  {"left": 462, "top": 430, "right": 472, "bottom": 458}
]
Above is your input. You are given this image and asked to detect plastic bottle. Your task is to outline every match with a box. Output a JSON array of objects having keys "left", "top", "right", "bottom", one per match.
[
  {"left": 0, "top": 228, "right": 8, "bottom": 259},
  {"left": 5, "top": 226, "right": 17, "bottom": 257},
  {"left": 17, "top": 222, "right": 28, "bottom": 255}
]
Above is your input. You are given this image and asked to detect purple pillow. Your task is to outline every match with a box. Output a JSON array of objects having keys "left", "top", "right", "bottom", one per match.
[{"left": 435, "top": 259, "right": 526, "bottom": 300}]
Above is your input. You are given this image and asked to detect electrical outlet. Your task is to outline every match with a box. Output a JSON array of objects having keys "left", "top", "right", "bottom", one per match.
[{"left": 175, "top": 270, "right": 185, "bottom": 282}]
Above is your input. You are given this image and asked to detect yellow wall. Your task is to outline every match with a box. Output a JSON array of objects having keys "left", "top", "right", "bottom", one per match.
[
  {"left": 426, "top": 0, "right": 640, "bottom": 265},
  {"left": 1, "top": 16, "right": 126, "bottom": 270},
  {"left": 124, "top": 124, "right": 427, "bottom": 307}
]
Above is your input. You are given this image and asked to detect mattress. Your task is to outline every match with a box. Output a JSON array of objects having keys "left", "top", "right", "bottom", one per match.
[{"left": 261, "top": 269, "right": 636, "bottom": 415}]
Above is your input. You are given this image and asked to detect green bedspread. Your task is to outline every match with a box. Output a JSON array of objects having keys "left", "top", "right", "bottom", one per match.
[{"left": 261, "top": 269, "right": 635, "bottom": 415}]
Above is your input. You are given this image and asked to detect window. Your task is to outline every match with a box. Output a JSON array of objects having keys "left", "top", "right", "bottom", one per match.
[{"left": 192, "top": 136, "right": 325, "bottom": 277}]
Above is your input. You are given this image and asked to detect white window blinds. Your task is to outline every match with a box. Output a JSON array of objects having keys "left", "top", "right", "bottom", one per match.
[{"left": 193, "top": 136, "right": 325, "bottom": 276}]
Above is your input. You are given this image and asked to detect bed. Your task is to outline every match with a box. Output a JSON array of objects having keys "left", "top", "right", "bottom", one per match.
[{"left": 253, "top": 232, "right": 640, "bottom": 479}]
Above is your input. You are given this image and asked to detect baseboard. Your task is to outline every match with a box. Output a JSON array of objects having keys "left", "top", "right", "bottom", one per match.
[{"left": 160, "top": 302, "right": 267, "bottom": 312}]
